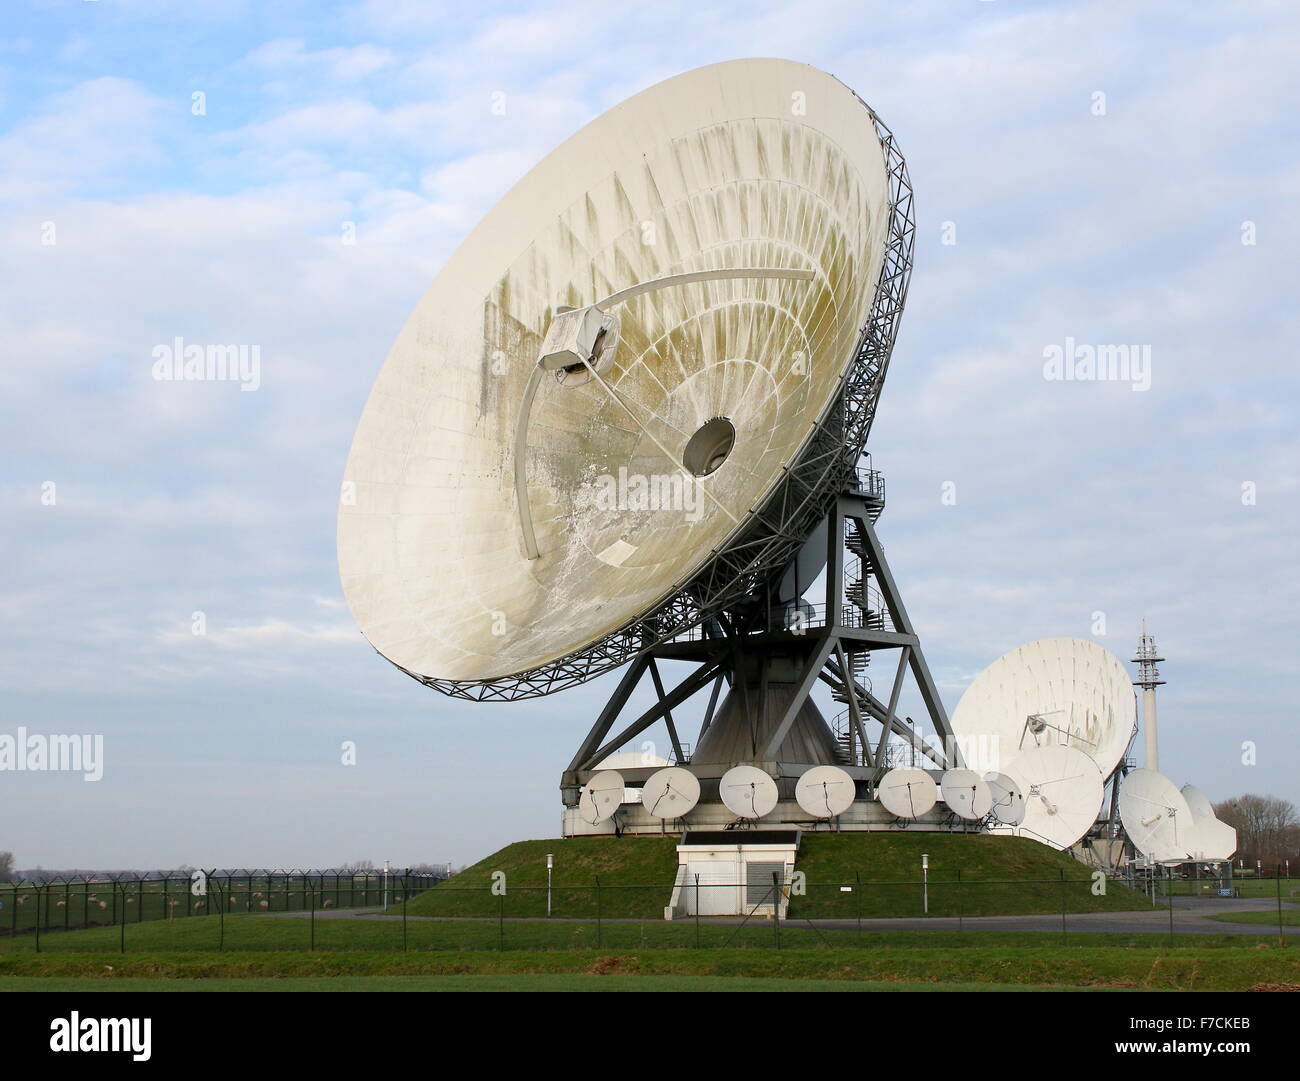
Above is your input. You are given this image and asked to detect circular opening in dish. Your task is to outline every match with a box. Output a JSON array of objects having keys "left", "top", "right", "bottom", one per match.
[{"left": 683, "top": 417, "right": 735, "bottom": 477}]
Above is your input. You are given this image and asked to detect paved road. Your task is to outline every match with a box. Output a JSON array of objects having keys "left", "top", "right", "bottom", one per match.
[{"left": 263, "top": 896, "right": 1298, "bottom": 936}]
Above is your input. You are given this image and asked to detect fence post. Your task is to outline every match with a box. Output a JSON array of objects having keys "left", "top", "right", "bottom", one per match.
[
  {"left": 595, "top": 876, "right": 602, "bottom": 949},
  {"left": 310, "top": 884, "right": 316, "bottom": 951},
  {"left": 1059, "top": 870, "right": 1066, "bottom": 946},
  {"left": 1277, "top": 873, "right": 1286, "bottom": 948},
  {"left": 694, "top": 873, "right": 701, "bottom": 949},
  {"left": 1168, "top": 868, "right": 1175, "bottom": 944},
  {"left": 498, "top": 889, "right": 505, "bottom": 952},
  {"left": 119, "top": 884, "right": 126, "bottom": 954},
  {"left": 772, "top": 871, "right": 781, "bottom": 950},
  {"left": 64, "top": 880, "right": 70, "bottom": 931},
  {"left": 957, "top": 869, "right": 963, "bottom": 936},
  {"left": 402, "top": 875, "right": 409, "bottom": 952},
  {"left": 34, "top": 886, "right": 41, "bottom": 953}
]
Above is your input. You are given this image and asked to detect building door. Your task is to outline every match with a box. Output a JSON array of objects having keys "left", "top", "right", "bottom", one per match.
[{"left": 682, "top": 861, "right": 741, "bottom": 915}]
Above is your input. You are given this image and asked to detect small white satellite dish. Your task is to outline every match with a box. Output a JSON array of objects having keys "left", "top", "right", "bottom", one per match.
[
  {"left": 1004, "top": 745, "right": 1104, "bottom": 850},
  {"left": 1119, "top": 768, "right": 1192, "bottom": 863},
  {"left": 877, "top": 768, "right": 938, "bottom": 819},
  {"left": 719, "top": 765, "right": 779, "bottom": 820},
  {"left": 949, "top": 637, "right": 1136, "bottom": 780},
  {"left": 984, "top": 771, "right": 1027, "bottom": 826},
  {"left": 578, "top": 770, "right": 625, "bottom": 825},
  {"left": 940, "top": 768, "right": 992, "bottom": 820},
  {"left": 795, "top": 765, "right": 856, "bottom": 818},
  {"left": 640, "top": 766, "right": 701, "bottom": 820}
]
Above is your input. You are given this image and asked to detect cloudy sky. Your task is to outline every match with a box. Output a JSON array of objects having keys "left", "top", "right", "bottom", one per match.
[{"left": 2, "top": 0, "right": 1296, "bottom": 871}]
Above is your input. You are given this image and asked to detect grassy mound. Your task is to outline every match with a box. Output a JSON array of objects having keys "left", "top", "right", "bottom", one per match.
[
  {"left": 402, "top": 832, "right": 1150, "bottom": 921},
  {"left": 786, "top": 832, "right": 1150, "bottom": 918},
  {"left": 406, "top": 837, "right": 680, "bottom": 920}
]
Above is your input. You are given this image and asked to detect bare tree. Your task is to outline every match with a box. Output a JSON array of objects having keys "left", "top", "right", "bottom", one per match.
[
  {"left": 1214, "top": 795, "right": 1300, "bottom": 866},
  {"left": 0, "top": 851, "right": 13, "bottom": 883}
]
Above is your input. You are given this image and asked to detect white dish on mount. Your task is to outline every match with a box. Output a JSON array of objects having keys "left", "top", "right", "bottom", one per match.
[
  {"left": 949, "top": 637, "right": 1137, "bottom": 779},
  {"left": 1180, "top": 783, "right": 1216, "bottom": 824},
  {"left": 795, "top": 765, "right": 857, "bottom": 818},
  {"left": 719, "top": 765, "right": 779, "bottom": 820},
  {"left": 940, "top": 768, "right": 992, "bottom": 820},
  {"left": 578, "top": 770, "right": 625, "bottom": 825},
  {"left": 1184, "top": 817, "right": 1237, "bottom": 862},
  {"left": 1179, "top": 783, "right": 1236, "bottom": 861},
  {"left": 1003, "top": 745, "right": 1104, "bottom": 850},
  {"left": 337, "top": 59, "right": 895, "bottom": 688},
  {"left": 877, "top": 768, "right": 938, "bottom": 819},
  {"left": 640, "top": 766, "right": 701, "bottom": 820},
  {"left": 1119, "top": 769, "right": 1192, "bottom": 863},
  {"left": 984, "top": 771, "right": 1026, "bottom": 826}
]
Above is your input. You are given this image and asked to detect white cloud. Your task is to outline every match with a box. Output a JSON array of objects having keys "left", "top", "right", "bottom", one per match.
[{"left": 0, "top": 77, "right": 164, "bottom": 200}]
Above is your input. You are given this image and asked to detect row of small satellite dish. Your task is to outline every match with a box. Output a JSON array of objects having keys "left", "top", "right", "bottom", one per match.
[
  {"left": 577, "top": 763, "right": 1031, "bottom": 827},
  {"left": 579, "top": 634, "right": 1237, "bottom": 863}
]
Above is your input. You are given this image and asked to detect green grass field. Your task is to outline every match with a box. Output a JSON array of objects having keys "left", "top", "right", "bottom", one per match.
[
  {"left": 0, "top": 974, "right": 1136, "bottom": 992},
  {"left": 4, "top": 907, "right": 1296, "bottom": 991},
  {"left": 1, "top": 940, "right": 1294, "bottom": 990}
]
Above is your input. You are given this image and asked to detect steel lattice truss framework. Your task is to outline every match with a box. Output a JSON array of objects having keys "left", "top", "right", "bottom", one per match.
[{"left": 404, "top": 105, "right": 916, "bottom": 702}]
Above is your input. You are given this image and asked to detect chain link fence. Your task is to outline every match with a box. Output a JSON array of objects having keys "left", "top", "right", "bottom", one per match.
[
  {"left": 2, "top": 868, "right": 1294, "bottom": 954},
  {"left": 0, "top": 870, "right": 441, "bottom": 949}
]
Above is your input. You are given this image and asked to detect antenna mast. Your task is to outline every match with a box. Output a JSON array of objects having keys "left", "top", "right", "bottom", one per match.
[{"left": 1132, "top": 619, "right": 1166, "bottom": 770}]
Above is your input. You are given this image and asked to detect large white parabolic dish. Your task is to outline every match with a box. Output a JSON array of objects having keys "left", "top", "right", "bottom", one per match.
[
  {"left": 1119, "top": 768, "right": 1192, "bottom": 863},
  {"left": 338, "top": 59, "right": 894, "bottom": 685},
  {"left": 949, "top": 637, "right": 1137, "bottom": 779},
  {"left": 1003, "top": 745, "right": 1104, "bottom": 850},
  {"left": 1180, "top": 783, "right": 1216, "bottom": 824},
  {"left": 1179, "top": 783, "right": 1236, "bottom": 861}
]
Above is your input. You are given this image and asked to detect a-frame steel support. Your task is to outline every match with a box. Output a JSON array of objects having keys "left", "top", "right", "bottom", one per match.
[{"left": 561, "top": 479, "right": 960, "bottom": 804}]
